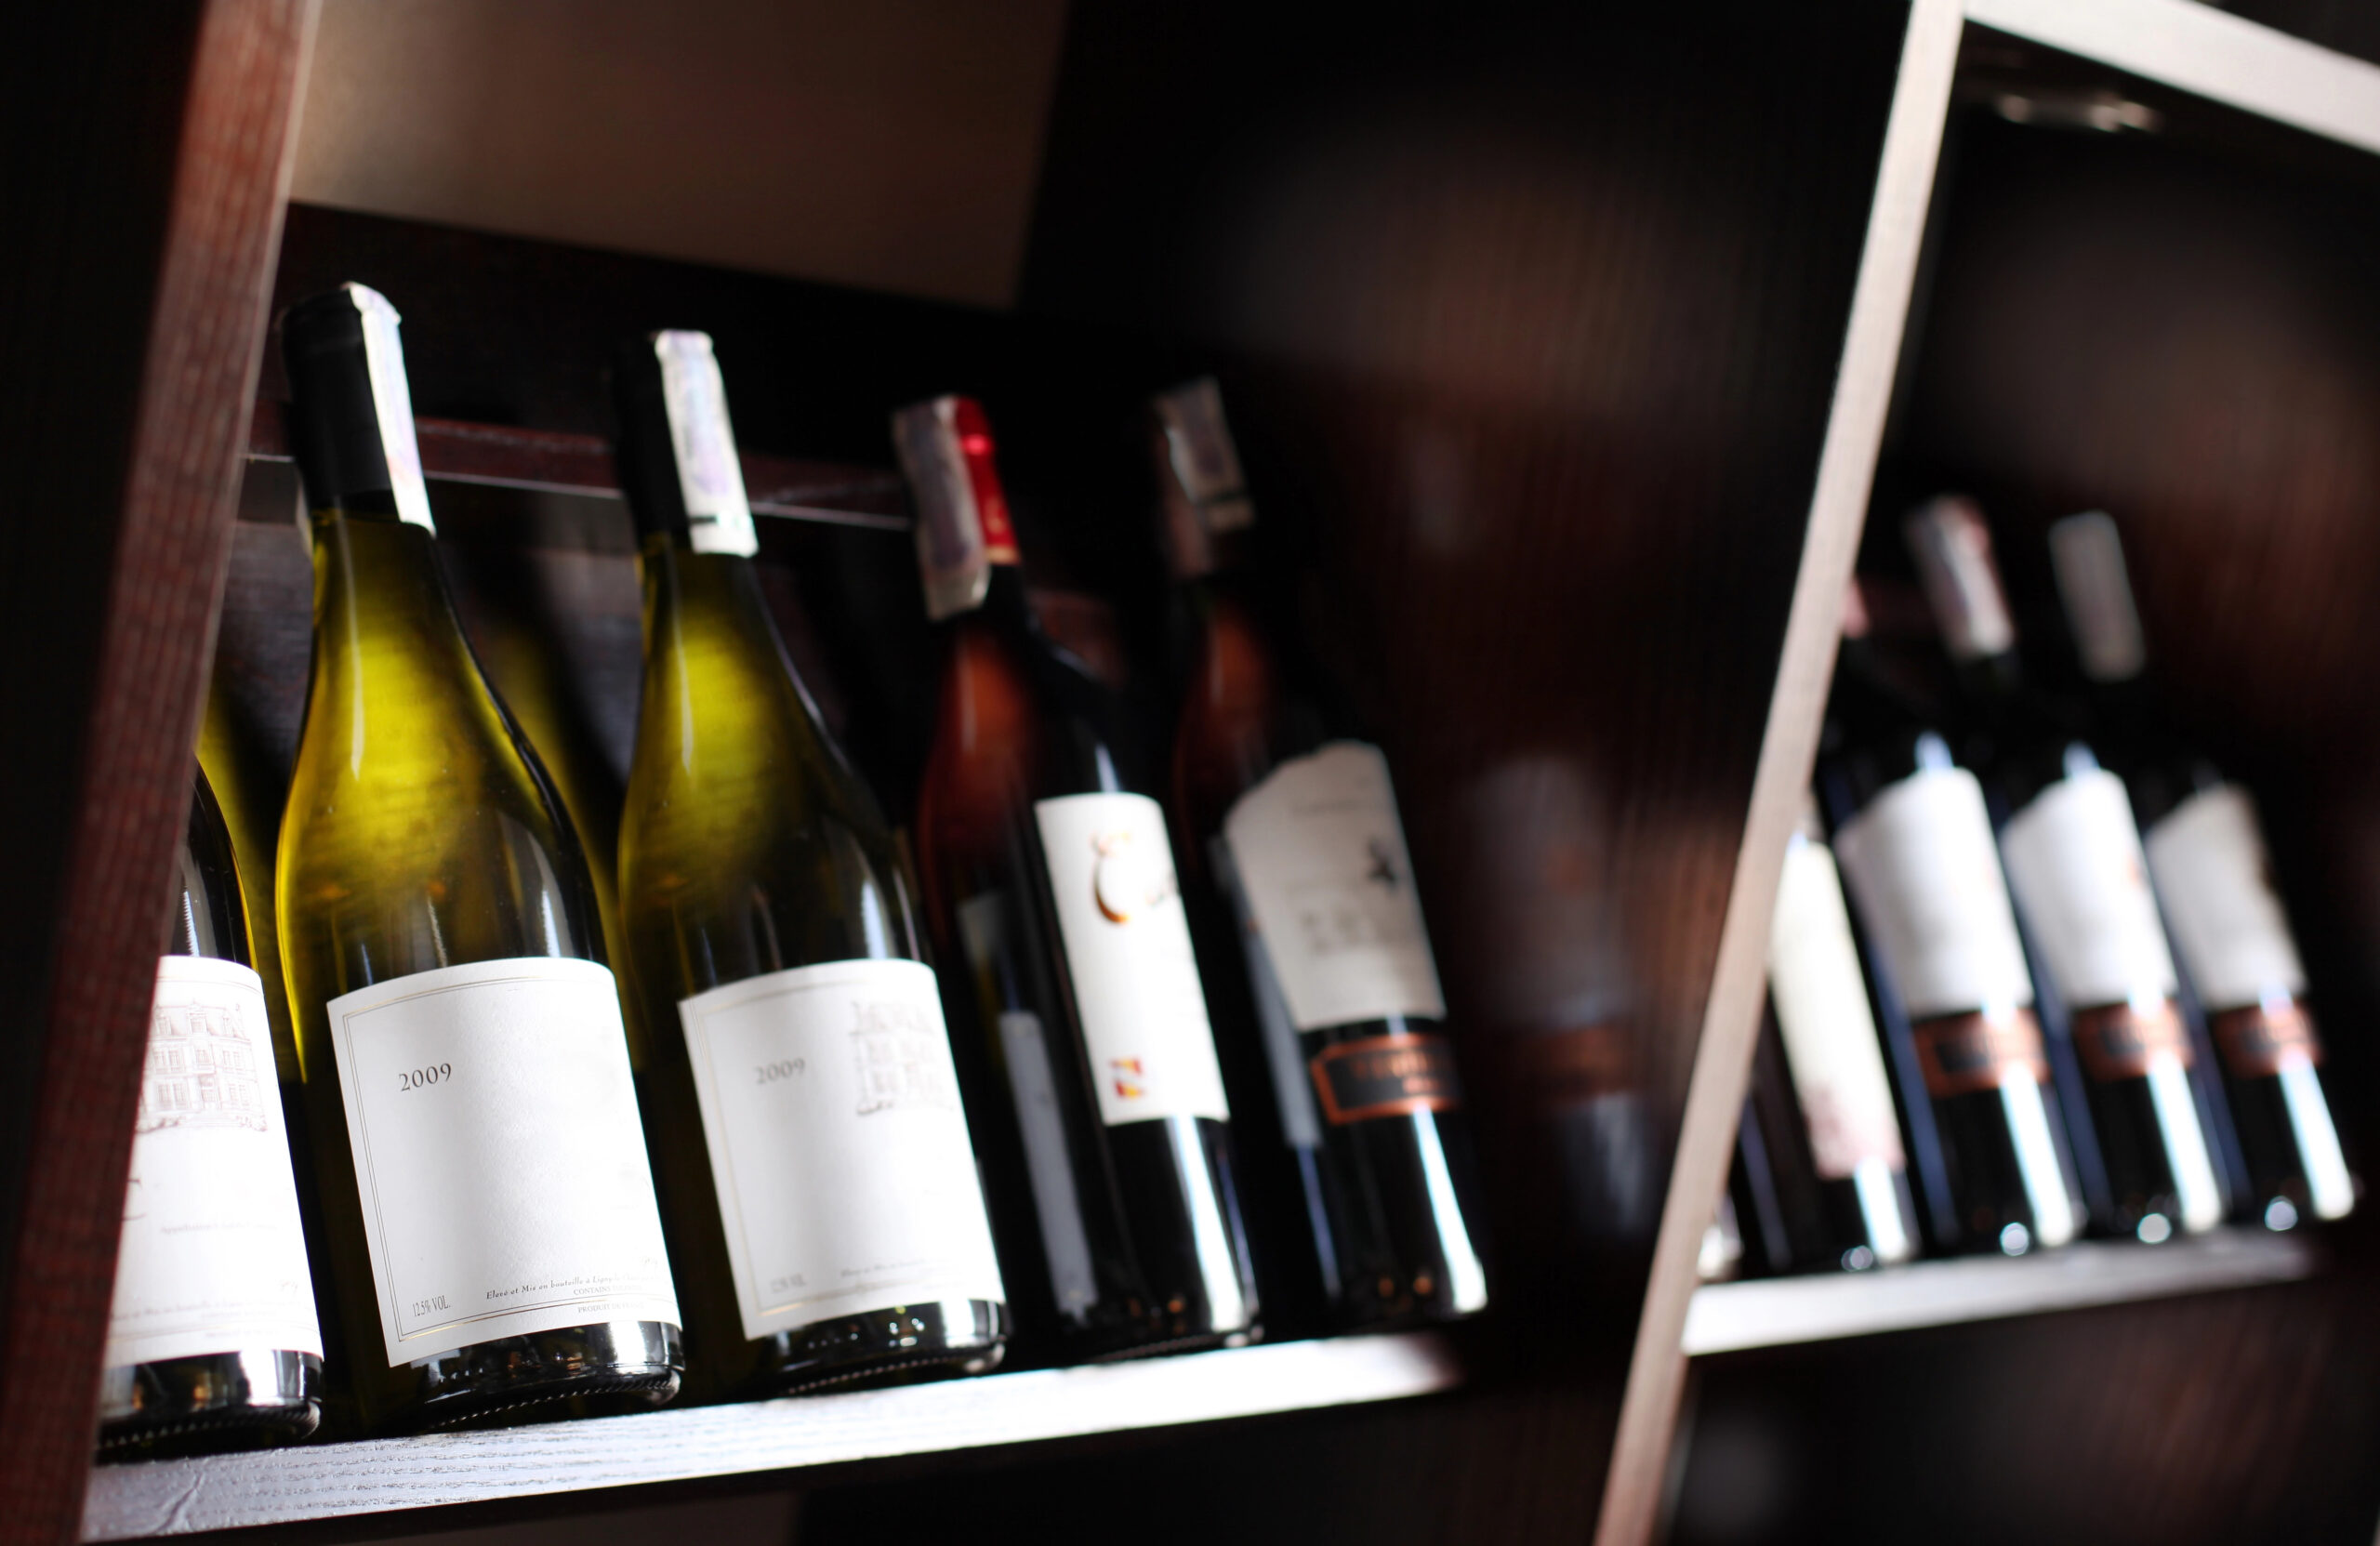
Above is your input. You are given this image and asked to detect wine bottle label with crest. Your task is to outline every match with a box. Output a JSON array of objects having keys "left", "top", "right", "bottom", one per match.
[
  {"left": 2143, "top": 786, "right": 2310, "bottom": 1014},
  {"left": 1765, "top": 835, "right": 1906, "bottom": 1180},
  {"left": 1833, "top": 767, "right": 2036, "bottom": 1022},
  {"left": 324, "top": 957, "right": 681, "bottom": 1365},
  {"left": 1222, "top": 742, "right": 1448, "bottom": 1032},
  {"left": 1035, "top": 793, "right": 1232, "bottom": 1126},
  {"left": 676, "top": 958, "right": 1006, "bottom": 1341},
  {"left": 2000, "top": 769, "right": 2190, "bottom": 1077},
  {"left": 105, "top": 956, "right": 322, "bottom": 1369}
]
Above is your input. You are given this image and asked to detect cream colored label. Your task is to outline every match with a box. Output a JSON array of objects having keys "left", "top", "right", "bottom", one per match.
[
  {"left": 105, "top": 957, "right": 322, "bottom": 1368},
  {"left": 328, "top": 957, "right": 680, "bottom": 1366},
  {"left": 1767, "top": 838, "right": 1905, "bottom": 1181},
  {"left": 679, "top": 958, "right": 1005, "bottom": 1341},
  {"left": 2145, "top": 785, "right": 2307, "bottom": 1012},
  {"left": 1834, "top": 767, "right": 2034, "bottom": 1019},
  {"left": 1036, "top": 793, "right": 1231, "bottom": 1125},
  {"left": 1223, "top": 742, "right": 1446, "bottom": 1032},
  {"left": 2001, "top": 769, "right": 2177, "bottom": 1009}
]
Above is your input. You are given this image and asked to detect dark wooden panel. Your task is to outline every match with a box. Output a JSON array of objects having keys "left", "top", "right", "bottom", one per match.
[
  {"left": 0, "top": 4, "right": 314, "bottom": 1544},
  {"left": 1679, "top": 42, "right": 2380, "bottom": 1546},
  {"left": 1671, "top": 1271, "right": 2380, "bottom": 1545}
]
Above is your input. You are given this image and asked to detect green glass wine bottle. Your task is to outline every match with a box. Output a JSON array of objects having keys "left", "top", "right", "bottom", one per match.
[
  {"left": 275, "top": 284, "right": 681, "bottom": 1432},
  {"left": 613, "top": 332, "right": 1006, "bottom": 1398}
]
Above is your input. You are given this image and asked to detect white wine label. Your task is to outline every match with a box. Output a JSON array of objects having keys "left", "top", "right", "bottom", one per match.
[
  {"left": 1222, "top": 742, "right": 1447, "bottom": 1032},
  {"left": 350, "top": 284, "right": 434, "bottom": 533},
  {"left": 326, "top": 957, "right": 681, "bottom": 1366},
  {"left": 1766, "top": 836, "right": 1905, "bottom": 1181},
  {"left": 654, "top": 331, "right": 759, "bottom": 558},
  {"left": 678, "top": 958, "right": 1005, "bottom": 1342},
  {"left": 1833, "top": 767, "right": 2034, "bottom": 1020},
  {"left": 2000, "top": 769, "right": 2178, "bottom": 1009},
  {"left": 1036, "top": 792, "right": 1232, "bottom": 1126},
  {"left": 105, "top": 957, "right": 323, "bottom": 1370},
  {"left": 2144, "top": 785, "right": 2307, "bottom": 1012}
]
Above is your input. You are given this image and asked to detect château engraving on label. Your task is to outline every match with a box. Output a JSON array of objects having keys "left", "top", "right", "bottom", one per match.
[
  {"left": 680, "top": 958, "right": 1003, "bottom": 1341},
  {"left": 106, "top": 956, "right": 322, "bottom": 1369}
]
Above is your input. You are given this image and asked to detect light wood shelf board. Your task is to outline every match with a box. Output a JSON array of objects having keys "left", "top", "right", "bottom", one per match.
[
  {"left": 82, "top": 1331, "right": 1461, "bottom": 1541},
  {"left": 1682, "top": 1227, "right": 2320, "bottom": 1356},
  {"left": 1967, "top": 0, "right": 2380, "bottom": 156}
]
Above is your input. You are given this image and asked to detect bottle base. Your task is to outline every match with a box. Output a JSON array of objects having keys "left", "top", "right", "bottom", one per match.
[
  {"left": 743, "top": 1299, "right": 1009, "bottom": 1397},
  {"left": 97, "top": 1350, "right": 322, "bottom": 1460},
  {"left": 391, "top": 1320, "right": 683, "bottom": 1433}
]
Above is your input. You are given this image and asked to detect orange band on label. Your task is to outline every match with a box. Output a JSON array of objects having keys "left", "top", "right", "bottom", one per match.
[
  {"left": 1310, "top": 1033, "right": 1462, "bottom": 1125},
  {"left": 2069, "top": 998, "right": 2192, "bottom": 1082},
  {"left": 2212, "top": 1000, "right": 2323, "bottom": 1079},
  {"left": 1911, "top": 1008, "right": 2048, "bottom": 1098}
]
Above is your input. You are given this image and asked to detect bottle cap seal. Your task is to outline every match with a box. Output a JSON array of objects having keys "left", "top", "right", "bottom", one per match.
[
  {"left": 279, "top": 284, "right": 434, "bottom": 533},
  {"left": 2047, "top": 511, "right": 2147, "bottom": 683},
  {"left": 646, "top": 332, "right": 758, "bottom": 557},
  {"left": 1904, "top": 496, "right": 2015, "bottom": 662},
  {"left": 1151, "top": 377, "right": 1254, "bottom": 578},
  {"left": 892, "top": 396, "right": 1020, "bottom": 620}
]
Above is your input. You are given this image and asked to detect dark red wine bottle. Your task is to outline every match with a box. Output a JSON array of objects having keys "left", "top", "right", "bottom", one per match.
[
  {"left": 1824, "top": 582, "right": 2085, "bottom": 1256},
  {"left": 900, "top": 396, "right": 1260, "bottom": 1359},
  {"left": 1732, "top": 797, "right": 1921, "bottom": 1275},
  {"left": 1152, "top": 378, "right": 1488, "bottom": 1331},
  {"left": 2048, "top": 510, "right": 2356, "bottom": 1229},
  {"left": 1906, "top": 497, "right": 2224, "bottom": 1243}
]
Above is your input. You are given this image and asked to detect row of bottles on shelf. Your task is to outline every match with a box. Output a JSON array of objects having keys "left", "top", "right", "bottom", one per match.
[
  {"left": 1708, "top": 496, "right": 2356, "bottom": 1284},
  {"left": 98, "top": 284, "right": 1488, "bottom": 1455}
]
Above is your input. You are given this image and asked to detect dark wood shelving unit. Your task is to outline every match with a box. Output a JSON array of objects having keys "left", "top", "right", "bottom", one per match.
[{"left": 10, "top": 3, "right": 2380, "bottom": 1545}]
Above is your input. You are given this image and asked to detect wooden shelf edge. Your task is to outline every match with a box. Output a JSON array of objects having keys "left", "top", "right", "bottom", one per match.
[
  {"left": 1681, "top": 1226, "right": 2321, "bottom": 1356},
  {"left": 1966, "top": 0, "right": 2380, "bottom": 156},
  {"left": 245, "top": 397, "right": 911, "bottom": 532},
  {"left": 81, "top": 1330, "right": 1463, "bottom": 1540}
]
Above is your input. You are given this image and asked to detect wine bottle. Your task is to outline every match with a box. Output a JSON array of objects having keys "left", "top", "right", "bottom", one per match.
[
  {"left": 1744, "top": 797, "right": 1921, "bottom": 1273},
  {"left": 276, "top": 284, "right": 681, "bottom": 1431},
  {"left": 1825, "top": 584, "right": 2085, "bottom": 1256},
  {"left": 1153, "top": 378, "right": 1488, "bottom": 1331},
  {"left": 613, "top": 333, "right": 1007, "bottom": 1397},
  {"left": 900, "top": 394, "right": 1260, "bottom": 1358},
  {"left": 98, "top": 769, "right": 324, "bottom": 1452},
  {"left": 1905, "top": 497, "right": 2225, "bottom": 1242},
  {"left": 2049, "top": 510, "right": 2356, "bottom": 1227}
]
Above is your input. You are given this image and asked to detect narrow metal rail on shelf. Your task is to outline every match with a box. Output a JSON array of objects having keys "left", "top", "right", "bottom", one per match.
[
  {"left": 244, "top": 398, "right": 911, "bottom": 532},
  {"left": 82, "top": 1331, "right": 1462, "bottom": 1540},
  {"left": 1681, "top": 1226, "right": 2320, "bottom": 1357}
]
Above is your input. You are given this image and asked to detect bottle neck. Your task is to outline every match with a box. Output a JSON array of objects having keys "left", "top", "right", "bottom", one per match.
[
  {"left": 306, "top": 506, "right": 487, "bottom": 755},
  {"left": 634, "top": 533, "right": 830, "bottom": 768}
]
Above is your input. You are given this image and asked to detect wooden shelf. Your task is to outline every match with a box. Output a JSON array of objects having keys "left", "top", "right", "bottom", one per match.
[
  {"left": 80, "top": 1331, "right": 1462, "bottom": 1541},
  {"left": 1680, "top": 1228, "right": 2321, "bottom": 1357},
  {"left": 244, "top": 398, "right": 909, "bottom": 531}
]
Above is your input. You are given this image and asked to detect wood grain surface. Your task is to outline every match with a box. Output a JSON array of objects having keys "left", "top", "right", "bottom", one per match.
[
  {"left": 0, "top": 6, "right": 315, "bottom": 1546},
  {"left": 82, "top": 1333, "right": 1461, "bottom": 1541}
]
